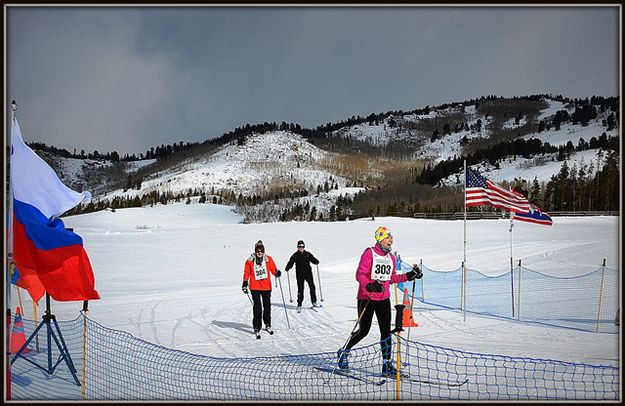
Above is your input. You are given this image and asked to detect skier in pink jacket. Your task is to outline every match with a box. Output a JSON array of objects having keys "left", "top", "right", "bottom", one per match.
[{"left": 337, "top": 226, "right": 422, "bottom": 377}]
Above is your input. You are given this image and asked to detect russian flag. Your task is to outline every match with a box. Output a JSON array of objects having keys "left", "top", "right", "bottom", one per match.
[
  {"left": 10, "top": 117, "right": 99, "bottom": 302},
  {"left": 513, "top": 204, "right": 553, "bottom": 226}
]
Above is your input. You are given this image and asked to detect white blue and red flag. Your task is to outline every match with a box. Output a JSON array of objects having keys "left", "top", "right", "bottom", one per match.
[
  {"left": 10, "top": 117, "right": 99, "bottom": 302},
  {"left": 514, "top": 204, "right": 553, "bottom": 226}
]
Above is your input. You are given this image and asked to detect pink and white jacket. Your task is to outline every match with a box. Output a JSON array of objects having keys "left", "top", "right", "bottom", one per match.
[{"left": 355, "top": 244, "right": 408, "bottom": 301}]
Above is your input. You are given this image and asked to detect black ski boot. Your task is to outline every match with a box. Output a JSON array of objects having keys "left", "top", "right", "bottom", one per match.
[
  {"left": 254, "top": 330, "right": 261, "bottom": 340},
  {"left": 264, "top": 325, "right": 274, "bottom": 335},
  {"left": 382, "top": 362, "right": 408, "bottom": 378},
  {"left": 382, "top": 362, "right": 397, "bottom": 377}
]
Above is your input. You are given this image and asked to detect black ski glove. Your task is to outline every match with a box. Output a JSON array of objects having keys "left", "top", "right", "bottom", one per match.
[
  {"left": 242, "top": 281, "right": 249, "bottom": 294},
  {"left": 275, "top": 269, "right": 282, "bottom": 278},
  {"left": 406, "top": 265, "right": 423, "bottom": 281},
  {"left": 365, "top": 281, "right": 385, "bottom": 293}
]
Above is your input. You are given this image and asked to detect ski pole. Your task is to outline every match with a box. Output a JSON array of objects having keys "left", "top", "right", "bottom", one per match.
[
  {"left": 286, "top": 269, "right": 294, "bottom": 303},
  {"left": 245, "top": 291, "right": 253, "bottom": 306},
  {"left": 338, "top": 298, "right": 370, "bottom": 350},
  {"left": 277, "top": 273, "right": 291, "bottom": 329},
  {"left": 316, "top": 264, "right": 324, "bottom": 302},
  {"left": 326, "top": 291, "right": 376, "bottom": 384},
  {"left": 394, "top": 283, "right": 402, "bottom": 397},
  {"left": 403, "top": 277, "right": 417, "bottom": 366}
]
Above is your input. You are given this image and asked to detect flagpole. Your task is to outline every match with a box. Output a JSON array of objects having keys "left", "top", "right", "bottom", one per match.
[
  {"left": 509, "top": 210, "right": 515, "bottom": 318},
  {"left": 463, "top": 160, "right": 467, "bottom": 267},
  {"left": 463, "top": 160, "right": 467, "bottom": 322},
  {"left": 8, "top": 101, "right": 17, "bottom": 309},
  {"left": 8, "top": 101, "right": 17, "bottom": 298},
  {"left": 6, "top": 100, "right": 18, "bottom": 399}
]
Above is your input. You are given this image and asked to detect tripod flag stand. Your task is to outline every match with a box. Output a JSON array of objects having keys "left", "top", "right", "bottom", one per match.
[{"left": 10, "top": 293, "right": 81, "bottom": 386}]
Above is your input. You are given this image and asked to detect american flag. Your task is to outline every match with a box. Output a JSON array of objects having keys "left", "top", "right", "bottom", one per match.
[
  {"left": 514, "top": 204, "right": 553, "bottom": 226},
  {"left": 465, "top": 167, "right": 530, "bottom": 212}
]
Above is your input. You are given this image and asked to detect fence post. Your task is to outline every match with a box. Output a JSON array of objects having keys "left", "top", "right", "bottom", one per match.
[
  {"left": 516, "top": 260, "right": 522, "bottom": 321},
  {"left": 595, "top": 259, "right": 606, "bottom": 333},
  {"left": 81, "top": 300, "right": 89, "bottom": 400},
  {"left": 510, "top": 259, "right": 515, "bottom": 318},
  {"left": 420, "top": 259, "right": 424, "bottom": 301}
]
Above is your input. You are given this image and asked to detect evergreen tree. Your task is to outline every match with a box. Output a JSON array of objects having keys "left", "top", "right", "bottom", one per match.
[
  {"left": 309, "top": 206, "right": 317, "bottom": 222},
  {"left": 529, "top": 177, "right": 541, "bottom": 206}
]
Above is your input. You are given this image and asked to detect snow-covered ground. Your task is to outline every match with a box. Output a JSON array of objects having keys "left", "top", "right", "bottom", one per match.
[{"left": 12, "top": 202, "right": 619, "bottom": 369}]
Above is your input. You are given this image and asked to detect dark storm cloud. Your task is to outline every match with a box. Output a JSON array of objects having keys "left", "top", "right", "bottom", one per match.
[{"left": 6, "top": 6, "right": 619, "bottom": 156}]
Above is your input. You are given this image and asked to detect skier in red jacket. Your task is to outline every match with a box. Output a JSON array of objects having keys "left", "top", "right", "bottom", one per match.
[{"left": 242, "top": 240, "right": 281, "bottom": 339}]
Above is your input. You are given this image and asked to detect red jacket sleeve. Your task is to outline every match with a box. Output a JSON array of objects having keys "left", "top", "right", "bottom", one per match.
[
  {"left": 243, "top": 258, "right": 253, "bottom": 283},
  {"left": 266, "top": 256, "right": 278, "bottom": 276}
]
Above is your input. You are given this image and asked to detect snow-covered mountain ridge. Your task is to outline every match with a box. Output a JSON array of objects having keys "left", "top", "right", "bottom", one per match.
[
  {"left": 103, "top": 131, "right": 354, "bottom": 200},
  {"left": 29, "top": 95, "right": 618, "bottom": 220}
]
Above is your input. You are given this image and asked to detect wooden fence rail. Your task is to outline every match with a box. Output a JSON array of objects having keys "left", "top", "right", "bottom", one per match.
[{"left": 411, "top": 211, "right": 619, "bottom": 220}]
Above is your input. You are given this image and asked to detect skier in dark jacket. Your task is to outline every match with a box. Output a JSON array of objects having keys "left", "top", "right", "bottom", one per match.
[{"left": 285, "top": 240, "right": 320, "bottom": 312}]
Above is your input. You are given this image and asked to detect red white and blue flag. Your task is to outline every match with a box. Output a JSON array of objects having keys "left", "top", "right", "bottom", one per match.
[
  {"left": 466, "top": 167, "right": 552, "bottom": 226},
  {"left": 465, "top": 167, "right": 530, "bottom": 212},
  {"left": 10, "top": 117, "right": 99, "bottom": 302},
  {"left": 513, "top": 204, "right": 553, "bottom": 226}
]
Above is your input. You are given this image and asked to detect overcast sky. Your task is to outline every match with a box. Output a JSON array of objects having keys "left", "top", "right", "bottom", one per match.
[{"left": 6, "top": 6, "right": 620, "bottom": 156}]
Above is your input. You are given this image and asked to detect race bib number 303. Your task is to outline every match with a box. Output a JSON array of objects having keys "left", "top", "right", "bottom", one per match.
[{"left": 371, "top": 250, "right": 393, "bottom": 281}]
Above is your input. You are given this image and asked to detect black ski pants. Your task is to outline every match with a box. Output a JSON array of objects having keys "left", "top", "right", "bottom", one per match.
[
  {"left": 296, "top": 270, "right": 317, "bottom": 306},
  {"left": 250, "top": 290, "right": 271, "bottom": 332},
  {"left": 344, "top": 298, "right": 392, "bottom": 362}
]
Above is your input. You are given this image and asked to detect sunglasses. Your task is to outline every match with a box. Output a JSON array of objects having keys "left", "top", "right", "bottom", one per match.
[
  {"left": 255, "top": 249, "right": 264, "bottom": 253},
  {"left": 298, "top": 245, "right": 305, "bottom": 248}
]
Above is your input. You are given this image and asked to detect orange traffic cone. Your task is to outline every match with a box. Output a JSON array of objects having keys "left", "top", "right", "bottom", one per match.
[
  {"left": 11, "top": 307, "right": 32, "bottom": 354},
  {"left": 402, "top": 288, "right": 418, "bottom": 327}
]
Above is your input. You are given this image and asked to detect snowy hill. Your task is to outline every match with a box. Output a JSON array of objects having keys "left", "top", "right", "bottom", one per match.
[
  {"left": 102, "top": 131, "right": 356, "bottom": 200},
  {"left": 437, "top": 99, "right": 618, "bottom": 186},
  {"left": 30, "top": 95, "right": 618, "bottom": 221},
  {"left": 331, "top": 104, "right": 486, "bottom": 161},
  {"left": 445, "top": 148, "right": 612, "bottom": 187},
  {"left": 333, "top": 98, "right": 617, "bottom": 168},
  {"left": 166, "top": 130, "right": 348, "bottom": 197},
  {"left": 94, "top": 131, "right": 367, "bottom": 222},
  {"left": 34, "top": 151, "right": 157, "bottom": 196}
]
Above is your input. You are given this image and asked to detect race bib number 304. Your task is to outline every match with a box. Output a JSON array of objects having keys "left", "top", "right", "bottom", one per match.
[
  {"left": 254, "top": 262, "right": 268, "bottom": 280},
  {"left": 371, "top": 250, "right": 393, "bottom": 281}
]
